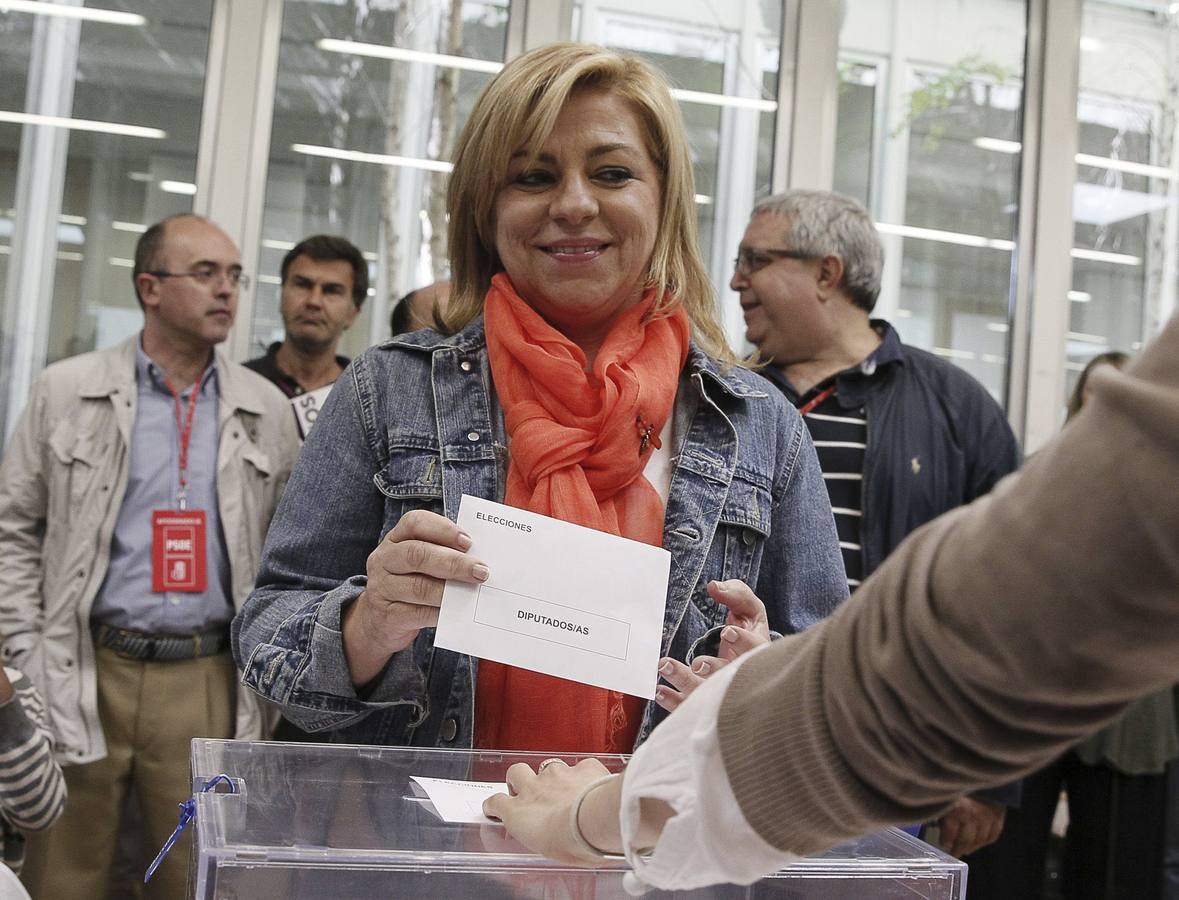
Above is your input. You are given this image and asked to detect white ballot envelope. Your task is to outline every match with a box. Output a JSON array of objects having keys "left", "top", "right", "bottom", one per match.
[
  {"left": 408, "top": 776, "right": 505, "bottom": 824},
  {"left": 435, "top": 495, "right": 670, "bottom": 699}
]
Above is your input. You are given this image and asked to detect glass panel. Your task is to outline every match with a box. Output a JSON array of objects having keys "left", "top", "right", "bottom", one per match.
[
  {"left": 1068, "top": 1, "right": 1179, "bottom": 400},
  {"left": 253, "top": 0, "right": 510, "bottom": 359},
  {"left": 0, "top": 0, "right": 213, "bottom": 435},
  {"left": 572, "top": 0, "right": 783, "bottom": 349},
  {"left": 837, "top": 0, "right": 1027, "bottom": 403}
]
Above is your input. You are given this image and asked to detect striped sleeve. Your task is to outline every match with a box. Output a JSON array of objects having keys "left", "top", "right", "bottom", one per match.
[{"left": 0, "top": 667, "right": 66, "bottom": 832}]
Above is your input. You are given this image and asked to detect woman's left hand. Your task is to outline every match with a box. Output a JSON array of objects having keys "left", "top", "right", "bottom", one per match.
[
  {"left": 483, "top": 759, "right": 617, "bottom": 866},
  {"left": 655, "top": 579, "right": 771, "bottom": 712}
]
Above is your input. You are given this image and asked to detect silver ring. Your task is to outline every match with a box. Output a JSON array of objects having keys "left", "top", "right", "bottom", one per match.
[{"left": 537, "top": 757, "right": 567, "bottom": 773}]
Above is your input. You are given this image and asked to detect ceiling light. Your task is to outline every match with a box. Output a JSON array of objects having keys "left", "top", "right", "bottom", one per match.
[
  {"left": 0, "top": 110, "right": 164, "bottom": 139},
  {"left": 108, "top": 257, "right": 134, "bottom": 267},
  {"left": 111, "top": 220, "right": 147, "bottom": 233},
  {"left": 262, "top": 239, "right": 295, "bottom": 251},
  {"left": 1074, "top": 153, "right": 1173, "bottom": 180},
  {"left": 291, "top": 143, "right": 453, "bottom": 174},
  {"left": 316, "top": 39, "right": 502, "bottom": 74},
  {"left": 973, "top": 137, "right": 1021, "bottom": 154},
  {"left": 58, "top": 213, "right": 86, "bottom": 225},
  {"left": 875, "top": 222, "right": 1014, "bottom": 251},
  {"left": 1071, "top": 247, "right": 1141, "bottom": 266},
  {"left": 1079, "top": 36, "right": 1103, "bottom": 53},
  {"left": 0, "top": 0, "right": 145, "bottom": 26},
  {"left": 316, "top": 39, "right": 776, "bottom": 113},
  {"left": 159, "top": 180, "right": 197, "bottom": 195},
  {"left": 1068, "top": 290, "right": 1092, "bottom": 303},
  {"left": 669, "top": 88, "right": 777, "bottom": 113}
]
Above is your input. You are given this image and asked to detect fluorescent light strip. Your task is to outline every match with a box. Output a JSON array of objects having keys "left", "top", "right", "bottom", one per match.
[
  {"left": 670, "top": 88, "right": 776, "bottom": 113},
  {"left": 973, "top": 137, "right": 1021, "bottom": 154},
  {"left": 159, "top": 180, "right": 196, "bottom": 195},
  {"left": 58, "top": 213, "right": 86, "bottom": 225},
  {"left": 694, "top": 194, "right": 713, "bottom": 205},
  {"left": 986, "top": 322, "right": 1009, "bottom": 333},
  {"left": 262, "top": 239, "right": 295, "bottom": 251},
  {"left": 56, "top": 250, "right": 83, "bottom": 262},
  {"left": 0, "top": 0, "right": 145, "bottom": 26},
  {"left": 878, "top": 221, "right": 1142, "bottom": 266},
  {"left": 1068, "top": 290, "right": 1091, "bottom": 303},
  {"left": 1067, "top": 330, "right": 1108, "bottom": 344},
  {"left": 112, "top": 220, "right": 147, "bottom": 233},
  {"left": 0, "top": 244, "right": 10, "bottom": 254},
  {"left": 316, "top": 39, "right": 776, "bottom": 113},
  {"left": 291, "top": 143, "right": 453, "bottom": 174},
  {"left": 974, "top": 136, "right": 1175, "bottom": 180},
  {"left": 932, "top": 347, "right": 977, "bottom": 361},
  {"left": 875, "top": 221, "right": 1014, "bottom": 251},
  {"left": 316, "top": 39, "right": 503, "bottom": 74},
  {"left": 0, "top": 110, "right": 164, "bottom": 139},
  {"left": 1071, "top": 247, "right": 1141, "bottom": 265},
  {"left": 109, "top": 256, "right": 134, "bottom": 267},
  {"left": 257, "top": 274, "right": 282, "bottom": 285},
  {"left": 1074, "top": 153, "right": 1173, "bottom": 180}
]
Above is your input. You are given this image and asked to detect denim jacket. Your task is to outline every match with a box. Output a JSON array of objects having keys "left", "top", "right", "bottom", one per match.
[{"left": 233, "top": 317, "right": 848, "bottom": 750}]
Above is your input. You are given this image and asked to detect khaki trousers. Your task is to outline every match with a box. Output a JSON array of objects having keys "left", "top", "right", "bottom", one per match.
[{"left": 22, "top": 645, "right": 235, "bottom": 900}]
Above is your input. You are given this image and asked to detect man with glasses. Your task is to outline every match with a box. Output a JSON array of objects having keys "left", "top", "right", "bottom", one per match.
[
  {"left": 245, "top": 235, "right": 368, "bottom": 440},
  {"left": 0, "top": 213, "right": 298, "bottom": 899},
  {"left": 730, "top": 190, "right": 1021, "bottom": 871}
]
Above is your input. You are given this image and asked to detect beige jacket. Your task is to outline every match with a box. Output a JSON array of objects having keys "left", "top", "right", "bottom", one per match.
[
  {"left": 0, "top": 337, "right": 299, "bottom": 765},
  {"left": 717, "top": 311, "right": 1179, "bottom": 857}
]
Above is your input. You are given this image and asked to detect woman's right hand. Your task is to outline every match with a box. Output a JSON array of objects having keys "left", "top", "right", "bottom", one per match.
[
  {"left": 342, "top": 510, "right": 489, "bottom": 686},
  {"left": 654, "top": 579, "right": 770, "bottom": 712}
]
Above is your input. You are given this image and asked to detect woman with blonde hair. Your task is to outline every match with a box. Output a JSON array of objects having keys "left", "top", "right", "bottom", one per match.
[{"left": 233, "top": 43, "right": 846, "bottom": 754}]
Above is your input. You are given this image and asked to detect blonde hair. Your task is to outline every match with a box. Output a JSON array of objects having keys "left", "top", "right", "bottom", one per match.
[{"left": 445, "top": 42, "right": 736, "bottom": 365}]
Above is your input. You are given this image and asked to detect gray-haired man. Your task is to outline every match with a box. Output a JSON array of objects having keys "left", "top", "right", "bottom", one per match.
[{"left": 730, "top": 190, "right": 1022, "bottom": 867}]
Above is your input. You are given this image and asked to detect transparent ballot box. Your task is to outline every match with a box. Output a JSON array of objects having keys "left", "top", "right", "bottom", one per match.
[{"left": 190, "top": 739, "right": 966, "bottom": 899}]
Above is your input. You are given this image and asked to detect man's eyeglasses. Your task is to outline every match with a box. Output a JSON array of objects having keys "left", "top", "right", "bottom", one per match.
[
  {"left": 149, "top": 268, "right": 251, "bottom": 290},
  {"left": 732, "top": 247, "right": 816, "bottom": 277}
]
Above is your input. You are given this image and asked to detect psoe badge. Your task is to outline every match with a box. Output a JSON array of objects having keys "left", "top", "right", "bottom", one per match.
[{"left": 151, "top": 509, "right": 208, "bottom": 593}]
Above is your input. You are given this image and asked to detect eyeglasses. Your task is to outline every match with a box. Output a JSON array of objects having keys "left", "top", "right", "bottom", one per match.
[
  {"left": 732, "top": 247, "right": 816, "bottom": 277},
  {"left": 149, "top": 268, "right": 251, "bottom": 290}
]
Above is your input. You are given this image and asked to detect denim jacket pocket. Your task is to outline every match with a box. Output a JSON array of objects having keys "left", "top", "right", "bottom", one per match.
[
  {"left": 373, "top": 448, "right": 445, "bottom": 529},
  {"left": 716, "top": 471, "right": 773, "bottom": 593}
]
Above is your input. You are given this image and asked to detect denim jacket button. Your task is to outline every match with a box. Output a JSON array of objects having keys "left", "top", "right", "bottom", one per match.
[
  {"left": 440, "top": 717, "right": 458, "bottom": 742},
  {"left": 466, "top": 431, "right": 480, "bottom": 442},
  {"left": 460, "top": 360, "right": 472, "bottom": 372}
]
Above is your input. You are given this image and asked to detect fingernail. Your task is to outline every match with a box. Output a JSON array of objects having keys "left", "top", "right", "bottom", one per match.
[
  {"left": 711, "top": 580, "right": 727, "bottom": 593},
  {"left": 472, "top": 563, "right": 489, "bottom": 582},
  {"left": 658, "top": 661, "right": 673, "bottom": 676},
  {"left": 721, "top": 626, "right": 738, "bottom": 643},
  {"left": 456, "top": 530, "right": 473, "bottom": 551},
  {"left": 692, "top": 660, "right": 711, "bottom": 675},
  {"left": 655, "top": 687, "right": 668, "bottom": 701}
]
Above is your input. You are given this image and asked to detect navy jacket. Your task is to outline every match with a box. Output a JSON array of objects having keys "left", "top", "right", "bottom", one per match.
[
  {"left": 764, "top": 320, "right": 1023, "bottom": 808},
  {"left": 764, "top": 321, "right": 1022, "bottom": 576}
]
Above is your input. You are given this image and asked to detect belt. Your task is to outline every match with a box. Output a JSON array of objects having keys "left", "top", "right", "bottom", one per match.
[{"left": 90, "top": 623, "right": 230, "bottom": 662}]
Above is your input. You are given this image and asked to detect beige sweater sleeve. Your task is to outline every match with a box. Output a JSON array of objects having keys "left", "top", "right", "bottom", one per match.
[{"left": 717, "top": 313, "right": 1179, "bottom": 856}]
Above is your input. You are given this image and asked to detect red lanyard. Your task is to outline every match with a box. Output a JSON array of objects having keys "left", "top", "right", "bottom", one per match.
[
  {"left": 162, "top": 375, "right": 202, "bottom": 510},
  {"left": 798, "top": 384, "right": 837, "bottom": 416}
]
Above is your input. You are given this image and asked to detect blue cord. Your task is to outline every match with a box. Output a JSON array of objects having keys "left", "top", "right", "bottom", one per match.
[{"left": 144, "top": 773, "right": 237, "bottom": 883}]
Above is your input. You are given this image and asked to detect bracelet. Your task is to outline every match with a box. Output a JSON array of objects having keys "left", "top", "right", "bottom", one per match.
[{"left": 569, "top": 774, "right": 627, "bottom": 861}]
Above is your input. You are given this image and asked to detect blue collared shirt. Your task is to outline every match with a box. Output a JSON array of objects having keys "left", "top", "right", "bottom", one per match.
[{"left": 90, "top": 339, "right": 234, "bottom": 633}]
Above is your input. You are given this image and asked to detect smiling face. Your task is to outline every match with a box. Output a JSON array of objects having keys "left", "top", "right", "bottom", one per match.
[
  {"left": 280, "top": 255, "right": 359, "bottom": 354},
  {"left": 139, "top": 217, "right": 241, "bottom": 351},
  {"left": 492, "top": 88, "right": 662, "bottom": 351},
  {"left": 730, "top": 211, "right": 830, "bottom": 366}
]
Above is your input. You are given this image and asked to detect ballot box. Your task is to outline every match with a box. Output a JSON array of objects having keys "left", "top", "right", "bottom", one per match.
[{"left": 189, "top": 739, "right": 967, "bottom": 899}]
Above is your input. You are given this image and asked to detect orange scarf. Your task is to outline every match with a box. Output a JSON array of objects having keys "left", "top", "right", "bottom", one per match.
[{"left": 474, "top": 273, "right": 689, "bottom": 753}]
